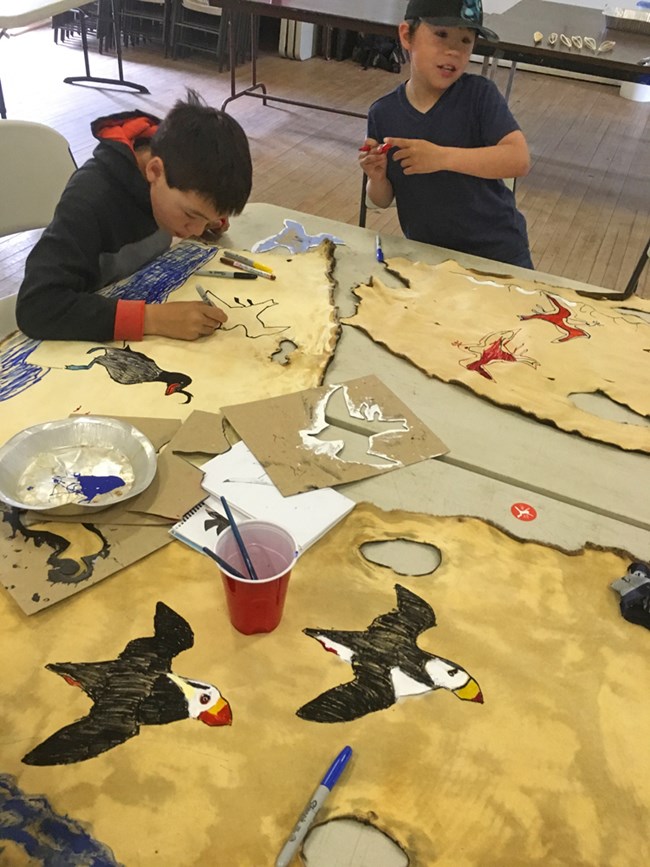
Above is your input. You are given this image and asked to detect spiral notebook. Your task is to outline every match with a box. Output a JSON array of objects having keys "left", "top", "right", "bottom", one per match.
[
  {"left": 198, "top": 441, "right": 356, "bottom": 552},
  {"left": 169, "top": 497, "right": 248, "bottom": 555}
]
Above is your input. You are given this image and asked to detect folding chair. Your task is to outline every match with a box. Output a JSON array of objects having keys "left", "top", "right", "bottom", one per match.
[
  {"left": 120, "top": 0, "right": 169, "bottom": 54},
  {"left": 169, "top": 0, "right": 227, "bottom": 70},
  {"left": 0, "top": 119, "right": 77, "bottom": 236}
]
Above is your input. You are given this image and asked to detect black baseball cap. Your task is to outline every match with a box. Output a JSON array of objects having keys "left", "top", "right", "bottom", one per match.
[{"left": 404, "top": 0, "right": 500, "bottom": 41}]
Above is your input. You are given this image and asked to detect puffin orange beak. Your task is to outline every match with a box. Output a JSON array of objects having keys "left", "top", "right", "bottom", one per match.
[{"left": 198, "top": 696, "right": 232, "bottom": 726}]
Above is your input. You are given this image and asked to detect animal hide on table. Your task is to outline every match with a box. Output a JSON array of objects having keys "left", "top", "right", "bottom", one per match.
[
  {"left": 0, "top": 243, "right": 339, "bottom": 444},
  {"left": 3, "top": 504, "right": 648, "bottom": 865},
  {"left": 344, "top": 259, "right": 650, "bottom": 453}
]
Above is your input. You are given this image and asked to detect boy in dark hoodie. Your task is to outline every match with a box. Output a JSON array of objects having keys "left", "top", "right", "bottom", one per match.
[{"left": 16, "top": 90, "right": 252, "bottom": 343}]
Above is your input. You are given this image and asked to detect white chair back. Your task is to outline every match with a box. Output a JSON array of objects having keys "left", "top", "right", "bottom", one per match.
[{"left": 0, "top": 120, "right": 77, "bottom": 237}]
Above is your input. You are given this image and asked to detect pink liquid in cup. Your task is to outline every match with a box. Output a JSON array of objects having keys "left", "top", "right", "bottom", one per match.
[{"left": 214, "top": 520, "right": 297, "bottom": 635}]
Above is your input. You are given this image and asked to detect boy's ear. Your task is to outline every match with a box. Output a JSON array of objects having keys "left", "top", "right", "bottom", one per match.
[
  {"left": 144, "top": 155, "right": 166, "bottom": 184},
  {"left": 398, "top": 22, "right": 411, "bottom": 51}
]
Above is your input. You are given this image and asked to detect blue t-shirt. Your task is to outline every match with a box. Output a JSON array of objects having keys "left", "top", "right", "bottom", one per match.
[{"left": 368, "top": 74, "right": 532, "bottom": 267}]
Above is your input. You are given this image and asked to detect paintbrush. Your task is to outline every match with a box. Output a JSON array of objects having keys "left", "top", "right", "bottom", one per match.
[{"left": 220, "top": 496, "right": 259, "bottom": 581}]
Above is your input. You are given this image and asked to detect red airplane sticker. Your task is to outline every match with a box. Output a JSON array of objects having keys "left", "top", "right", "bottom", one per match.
[{"left": 511, "top": 502, "right": 538, "bottom": 521}]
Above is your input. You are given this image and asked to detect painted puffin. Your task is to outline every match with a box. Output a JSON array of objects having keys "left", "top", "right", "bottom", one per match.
[
  {"left": 66, "top": 345, "right": 193, "bottom": 403},
  {"left": 297, "top": 584, "right": 483, "bottom": 723},
  {"left": 22, "top": 602, "right": 231, "bottom": 765}
]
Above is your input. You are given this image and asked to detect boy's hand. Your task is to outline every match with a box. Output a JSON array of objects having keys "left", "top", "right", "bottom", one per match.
[
  {"left": 389, "top": 137, "right": 448, "bottom": 175},
  {"left": 359, "top": 138, "right": 389, "bottom": 182},
  {"left": 144, "top": 301, "right": 228, "bottom": 340},
  {"left": 199, "top": 217, "right": 230, "bottom": 243}
]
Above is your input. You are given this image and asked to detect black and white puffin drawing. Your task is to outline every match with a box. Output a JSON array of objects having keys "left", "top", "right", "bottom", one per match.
[
  {"left": 66, "top": 345, "right": 193, "bottom": 403},
  {"left": 22, "top": 602, "right": 231, "bottom": 765},
  {"left": 297, "top": 584, "right": 483, "bottom": 723}
]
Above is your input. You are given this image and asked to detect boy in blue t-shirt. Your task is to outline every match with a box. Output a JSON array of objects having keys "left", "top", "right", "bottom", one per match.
[{"left": 360, "top": 0, "right": 533, "bottom": 268}]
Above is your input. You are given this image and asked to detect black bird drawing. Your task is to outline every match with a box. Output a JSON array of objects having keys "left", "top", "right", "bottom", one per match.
[
  {"left": 66, "top": 345, "right": 193, "bottom": 403},
  {"left": 22, "top": 602, "right": 231, "bottom": 765},
  {"left": 297, "top": 584, "right": 483, "bottom": 723}
]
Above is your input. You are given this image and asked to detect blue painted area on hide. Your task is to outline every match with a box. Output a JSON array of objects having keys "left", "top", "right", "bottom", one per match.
[
  {"left": 0, "top": 774, "right": 122, "bottom": 866},
  {"left": 101, "top": 242, "right": 216, "bottom": 304},
  {"left": 0, "top": 333, "right": 48, "bottom": 403}
]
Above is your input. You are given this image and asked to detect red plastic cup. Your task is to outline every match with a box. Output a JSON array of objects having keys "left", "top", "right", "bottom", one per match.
[{"left": 214, "top": 520, "right": 297, "bottom": 635}]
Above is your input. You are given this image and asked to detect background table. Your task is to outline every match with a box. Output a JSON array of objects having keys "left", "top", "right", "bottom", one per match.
[{"left": 221, "top": 0, "right": 650, "bottom": 116}]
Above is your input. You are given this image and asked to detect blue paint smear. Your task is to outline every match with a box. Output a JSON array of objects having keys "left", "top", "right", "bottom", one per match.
[
  {"left": 0, "top": 774, "right": 122, "bottom": 866},
  {"left": 102, "top": 242, "right": 215, "bottom": 304},
  {"left": 0, "top": 333, "right": 48, "bottom": 403},
  {"left": 73, "top": 474, "right": 126, "bottom": 502}
]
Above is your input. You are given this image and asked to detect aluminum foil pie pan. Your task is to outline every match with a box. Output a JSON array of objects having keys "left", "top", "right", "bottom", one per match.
[{"left": 0, "top": 416, "right": 157, "bottom": 516}]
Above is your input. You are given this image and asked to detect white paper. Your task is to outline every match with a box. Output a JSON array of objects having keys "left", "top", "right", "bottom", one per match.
[{"left": 200, "top": 442, "right": 355, "bottom": 551}]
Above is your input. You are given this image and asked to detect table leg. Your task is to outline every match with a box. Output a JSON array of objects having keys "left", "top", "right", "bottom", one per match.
[
  {"left": 63, "top": 0, "right": 149, "bottom": 95},
  {"left": 221, "top": 11, "right": 365, "bottom": 119},
  {"left": 504, "top": 60, "right": 518, "bottom": 103}
]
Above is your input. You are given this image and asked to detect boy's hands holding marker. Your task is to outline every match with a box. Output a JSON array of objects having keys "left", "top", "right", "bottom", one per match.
[
  {"left": 358, "top": 138, "right": 391, "bottom": 182},
  {"left": 198, "top": 216, "right": 230, "bottom": 244},
  {"left": 359, "top": 139, "right": 394, "bottom": 210},
  {"left": 388, "top": 137, "right": 449, "bottom": 175},
  {"left": 143, "top": 301, "right": 228, "bottom": 340}
]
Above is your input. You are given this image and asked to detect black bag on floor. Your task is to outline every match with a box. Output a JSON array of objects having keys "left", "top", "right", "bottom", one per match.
[{"left": 352, "top": 33, "right": 403, "bottom": 73}]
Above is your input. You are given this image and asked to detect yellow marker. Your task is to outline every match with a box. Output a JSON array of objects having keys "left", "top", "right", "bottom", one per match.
[{"left": 223, "top": 250, "right": 273, "bottom": 274}]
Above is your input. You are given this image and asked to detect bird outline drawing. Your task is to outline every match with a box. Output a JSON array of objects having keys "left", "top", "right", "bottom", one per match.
[
  {"left": 300, "top": 384, "right": 409, "bottom": 468},
  {"left": 22, "top": 602, "right": 232, "bottom": 765},
  {"left": 66, "top": 345, "right": 193, "bottom": 403},
  {"left": 204, "top": 291, "right": 290, "bottom": 339},
  {"left": 296, "top": 584, "right": 483, "bottom": 723}
]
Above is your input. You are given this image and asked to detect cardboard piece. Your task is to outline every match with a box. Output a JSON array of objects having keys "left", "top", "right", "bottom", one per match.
[
  {"left": 222, "top": 375, "right": 448, "bottom": 495},
  {"left": 0, "top": 504, "right": 171, "bottom": 615},
  {"left": 344, "top": 259, "right": 650, "bottom": 453}
]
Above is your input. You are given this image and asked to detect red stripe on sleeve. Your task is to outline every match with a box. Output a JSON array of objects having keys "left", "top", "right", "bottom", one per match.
[{"left": 114, "top": 299, "right": 146, "bottom": 341}]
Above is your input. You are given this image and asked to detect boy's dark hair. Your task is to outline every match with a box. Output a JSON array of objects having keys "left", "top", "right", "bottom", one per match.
[{"left": 150, "top": 90, "right": 252, "bottom": 216}]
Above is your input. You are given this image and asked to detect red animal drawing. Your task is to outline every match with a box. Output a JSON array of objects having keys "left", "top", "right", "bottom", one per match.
[
  {"left": 519, "top": 293, "right": 592, "bottom": 343},
  {"left": 458, "top": 330, "right": 539, "bottom": 382}
]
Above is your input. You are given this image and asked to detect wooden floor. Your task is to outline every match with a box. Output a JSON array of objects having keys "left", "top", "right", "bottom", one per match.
[{"left": 1, "top": 23, "right": 649, "bottom": 300}]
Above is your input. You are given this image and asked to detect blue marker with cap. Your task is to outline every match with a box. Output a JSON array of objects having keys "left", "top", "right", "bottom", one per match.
[
  {"left": 375, "top": 234, "right": 385, "bottom": 263},
  {"left": 275, "top": 746, "right": 353, "bottom": 867}
]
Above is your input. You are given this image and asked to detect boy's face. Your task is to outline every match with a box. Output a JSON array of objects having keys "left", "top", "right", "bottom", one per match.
[
  {"left": 145, "top": 157, "right": 228, "bottom": 239},
  {"left": 399, "top": 22, "right": 475, "bottom": 93}
]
